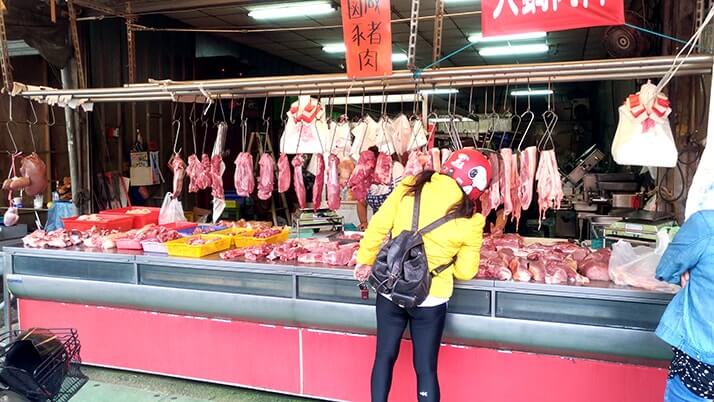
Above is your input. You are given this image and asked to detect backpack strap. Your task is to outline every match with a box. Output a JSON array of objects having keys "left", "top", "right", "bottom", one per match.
[
  {"left": 431, "top": 256, "right": 457, "bottom": 276},
  {"left": 418, "top": 211, "right": 459, "bottom": 236},
  {"left": 411, "top": 189, "right": 422, "bottom": 232}
]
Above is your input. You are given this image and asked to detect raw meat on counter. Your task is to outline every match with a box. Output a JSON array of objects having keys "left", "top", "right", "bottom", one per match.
[
  {"left": 312, "top": 155, "right": 325, "bottom": 211},
  {"left": 578, "top": 248, "right": 612, "bottom": 281},
  {"left": 292, "top": 154, "right": 307, "bottom": 209},
  {"left": 186, "top": 236, "right": 220, "bottom": 246},
  {"left": 168, "top": 153, "right": 186, "bottom": 198},
  {"left": 476, "top": 248, "right": 513, "bottom": 281},
  {"left": 257, "top": 154, "right": 275, "bottom": 201},
  {"left": 327, "top": 154, "right": 341, "bottom": 211},
  {"left": 348, "top": 151, "right": 376, "bottom": 202},
  {"left": 253, "top": 227, "right": 283, "bottom": 238},
  {"left": 277, "top": 153, "right": 291, "bottom": 193},
  {"left": 373, "top": 152, "right": 392, "bottom": 185},
  {"left": 219, "top": 239, "right": 358, "bottom": 267},
  {"left": 23, "top": 229, "right": 86, "bottom": 249},
  {"left": 234, "top": 152, "right": 255, "bottom": 197},
  {"left": 218, "top": 219, "right": 272, "bottom": 230}
]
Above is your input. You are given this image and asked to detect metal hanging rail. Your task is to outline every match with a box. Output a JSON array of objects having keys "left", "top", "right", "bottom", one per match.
[{"left": 17, "top": 55, "right": 714, "bottom": 104}]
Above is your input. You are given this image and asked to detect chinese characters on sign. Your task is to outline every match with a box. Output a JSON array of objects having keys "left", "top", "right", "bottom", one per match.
[
  {"left": 341, "top": 0, "right": 393, "bottom": 78},
  {"left": 483, "top": 0, "right": 623, "bottom": 36}
]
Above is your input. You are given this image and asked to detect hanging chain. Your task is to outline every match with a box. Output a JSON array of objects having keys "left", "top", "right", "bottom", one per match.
[
  {"left": 407, "top": 0, "right": 420, "bottom": 71},
  {"left": 126, "top": 1, "right": 137, "bottom": 84}
]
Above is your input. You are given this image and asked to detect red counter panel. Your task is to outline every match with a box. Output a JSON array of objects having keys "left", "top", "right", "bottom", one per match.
[{"left": 18, "top": 299, "right": 667, "bottom": 402}]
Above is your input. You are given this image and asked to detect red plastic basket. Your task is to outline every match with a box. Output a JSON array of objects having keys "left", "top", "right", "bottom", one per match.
[
  {"left": 101, "top": 207, "right": 161, "bottom": 228},
  {"left": 62, "top": 215, "right": 134, "bottom": 232}
]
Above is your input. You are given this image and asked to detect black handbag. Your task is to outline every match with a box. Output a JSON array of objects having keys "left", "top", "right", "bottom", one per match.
[{"left": 368, "top": 188, "right": 458, "bottom": 308}]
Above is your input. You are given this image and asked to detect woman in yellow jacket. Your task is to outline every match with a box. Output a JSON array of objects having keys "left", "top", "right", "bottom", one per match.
[{"left": 354, "top": 149, "right": 491, "bottom": 402}]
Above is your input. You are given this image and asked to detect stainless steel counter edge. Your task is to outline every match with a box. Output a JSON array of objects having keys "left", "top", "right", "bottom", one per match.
[
  {"left": 3, "top": 246, "right": 675, "bottom": 303},
  {"left": 6, "top": 274, "right": 672, "bottom": 363}
]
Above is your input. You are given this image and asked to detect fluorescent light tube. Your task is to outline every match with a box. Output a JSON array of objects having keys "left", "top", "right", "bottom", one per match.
[
  {"left": 420, "top": 88, "right": 459, "bottom": 95},
  {"left": 469, "top": 32, "right": 547, "bottom": 43},
  {"left": 511, "top": 89, "right": 554, "bottom": 96},
  {"left": 392, "top": 53, "right": 408, "bottom": 62},
  {"left": 478, "top": 43, "right": 549, "bottom": 57},
  {"left": 248, "top": 1, "right": 335, "bottom": 20},
  {"left": 322, "top": 43, "right": 346, "bottom": 53},
  {"left": 430, "top": 117, "right": 475, "bottom": 123}
]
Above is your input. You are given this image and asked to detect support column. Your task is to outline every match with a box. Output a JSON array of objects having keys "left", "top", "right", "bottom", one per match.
[{"left": 61, "top": 62, "right": 80, "bottom": 210}]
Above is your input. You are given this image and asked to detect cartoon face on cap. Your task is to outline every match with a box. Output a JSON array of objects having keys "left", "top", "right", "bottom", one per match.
[{"left": 459, "top": 166, "right": 488, "bottom": 196}]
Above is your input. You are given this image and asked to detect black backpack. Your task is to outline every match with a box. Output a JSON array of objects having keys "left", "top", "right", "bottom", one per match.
[{"left": 368, "top": 188, "right": 459, "bottom": 308}]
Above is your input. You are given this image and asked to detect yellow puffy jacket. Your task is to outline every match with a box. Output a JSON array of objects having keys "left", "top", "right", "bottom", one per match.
[{"left": 356, "top": 173, "right": 485, "bottom": 299}]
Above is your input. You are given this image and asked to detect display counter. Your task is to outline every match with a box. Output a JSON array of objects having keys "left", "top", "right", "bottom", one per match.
[{"left": 3, "top": 246, "right": 672, "bottom": 401}]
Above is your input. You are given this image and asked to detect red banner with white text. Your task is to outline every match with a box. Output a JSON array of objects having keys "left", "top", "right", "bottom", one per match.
[
  {"left": 481, "top": 0, "right": 625, "bottom": 37},
  {"left": 340, "top": 0, "right": 393, "bottom": 78}
]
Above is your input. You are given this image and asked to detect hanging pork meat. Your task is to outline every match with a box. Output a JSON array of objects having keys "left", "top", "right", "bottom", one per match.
[
  {"left": 403, "top": 150, "right": 423, "bottom": 177},
  {"left": 211, "top": 122, "right": 228, "bottom": 222},
  {"left": 234, "top": 152, "right": 255, "bottom": 197},
  {"left": 536, "top": 149, "right": 563, "bottom": 227},
  {"left": 518, "top": 146, "right": 538, "bottom": 210},
  {"left": 277, "top": 153, "right": 291, "bottom": 193},
  {"left": 292, "top": 154, "right": 307, "bottom": 209},
  {"left": 327, "top": 154, "right": 341, "bottom": 210},
  {"left": 338, "top": 158, "right": 355, "bottom": 187},
  {"left": 347, "top": 150, "right": 376, "bottom": 203},
  {"left": 168, "top": 152, "right": 186, "bottom": 199},
  {"left": 257, "top": 154, "right": 275, "bottom": 201},
  {"left": 499, "top": 148, "right": 513, "bottom": 217},
  {"left": 510, "top": 152, "right": 522, "bottom": 227},
  {"left": 373, "top": 152, "right": 392, "bottom": 185},
  {"left": 186, "top": 154, "right": 201, "bottom": 193},
  {"left": 312, "top": 154, "right": 325, "bottom": 211},
  {"left": 3, "top": 152, "right": 49, "bottom": 198}
]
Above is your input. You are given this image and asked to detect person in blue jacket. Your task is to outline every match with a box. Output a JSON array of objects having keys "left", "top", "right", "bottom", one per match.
[{"left": 656, "top": 210, "right": 714, "bottom": 401}]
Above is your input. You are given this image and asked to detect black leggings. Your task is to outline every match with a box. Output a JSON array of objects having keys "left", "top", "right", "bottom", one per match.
[{"left": 371, "top": 295, "right": 447, "bottom": 402}]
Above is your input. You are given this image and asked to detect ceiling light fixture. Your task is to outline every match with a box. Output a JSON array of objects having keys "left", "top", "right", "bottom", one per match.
[
  {"left": 478, "top": 43, "right": 549, "bottom": 57},
  {"left": 391, "top": 53, "right": 408, "bottom": 62},
  {"left": 511, "top": 89, "right": 554, "bottom": 97},
  {"left": 420, "top": 88, "right": 459, "bottom": 95},
  {"left": 322, "top": 43, "right": 346, "bottom": 53},
  {"left": 248, "top": 1, "right": 335, "bottom": 20},
  {"left": 469, "top": 31, "right": 547, "bottom": 44}
]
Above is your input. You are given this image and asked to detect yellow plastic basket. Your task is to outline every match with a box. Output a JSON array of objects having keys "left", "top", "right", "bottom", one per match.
[
  {"left": 165, "top": 234, "right": 232, "bottom": 258},
  {"left": 214, "top": 227, "right": 255, "bottom": 238},
  {"left": 233, "top": 228, "right": 290, "bottom": 248}
]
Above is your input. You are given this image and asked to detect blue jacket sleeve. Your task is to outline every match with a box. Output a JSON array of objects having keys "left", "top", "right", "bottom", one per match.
[{"left": 656, "top": 212, "right": 712, "bottom": 284}]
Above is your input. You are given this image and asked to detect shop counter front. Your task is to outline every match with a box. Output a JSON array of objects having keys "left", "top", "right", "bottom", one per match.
[{"left": 3, "top": 246, "right": 672, "bottom": 402}]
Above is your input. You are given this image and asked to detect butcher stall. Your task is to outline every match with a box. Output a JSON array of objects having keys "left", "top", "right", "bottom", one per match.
[
  {"left": 3, "top": 226, "right": 672, "bottom": 402},
  {"left": 8, "top": 48, "right": 714, "bottom": 401}
]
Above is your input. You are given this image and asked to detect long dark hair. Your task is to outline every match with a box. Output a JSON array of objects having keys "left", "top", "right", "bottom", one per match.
[{"left": 405, "top": 170, "right": 476, "bottom": 219}]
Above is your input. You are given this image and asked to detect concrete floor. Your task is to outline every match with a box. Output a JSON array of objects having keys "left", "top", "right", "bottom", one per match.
[{"left": 72, "top": 367, "right": 316, "bottom": 402}]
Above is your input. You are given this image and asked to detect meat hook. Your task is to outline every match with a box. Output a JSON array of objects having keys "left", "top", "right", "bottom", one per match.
[{"left": 26, "top": 99, "right": 38, "bottom": 152}]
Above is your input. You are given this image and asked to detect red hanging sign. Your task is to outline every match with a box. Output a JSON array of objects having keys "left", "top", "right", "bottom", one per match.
[
  {"left": 481, "top": 0, "right": 625, "bottom": 37},
  {"left": 340, "top": 0, "right": 393, "bottom": 78}
]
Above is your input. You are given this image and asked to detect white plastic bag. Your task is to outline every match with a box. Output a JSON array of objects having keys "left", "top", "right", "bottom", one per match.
[
  {"left": 608, "top": 230, "right": 679, "bottom": 293},
  {"left": 159, "top": 192, "right": 187, "bottom": 225},
  {"left": 612, "top": 82, "right": 677, "bottom": 167}
]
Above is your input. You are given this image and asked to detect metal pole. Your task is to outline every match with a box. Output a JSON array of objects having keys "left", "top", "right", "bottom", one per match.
[{"left": 61, "top": 63, "right": 80, "bottom": 209}]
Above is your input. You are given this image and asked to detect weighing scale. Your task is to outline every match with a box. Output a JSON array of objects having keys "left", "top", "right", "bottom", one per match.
[
  {"left": 293, "top": 208, "right": 344, "bottom": 237},
  {"left": 604, "top": 211, "right": 679, "bottom": 246}
]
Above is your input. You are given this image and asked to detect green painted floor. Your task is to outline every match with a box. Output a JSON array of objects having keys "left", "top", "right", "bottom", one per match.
[{"left": 72, "top": 367, "right": 316, "bottom": 402}]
